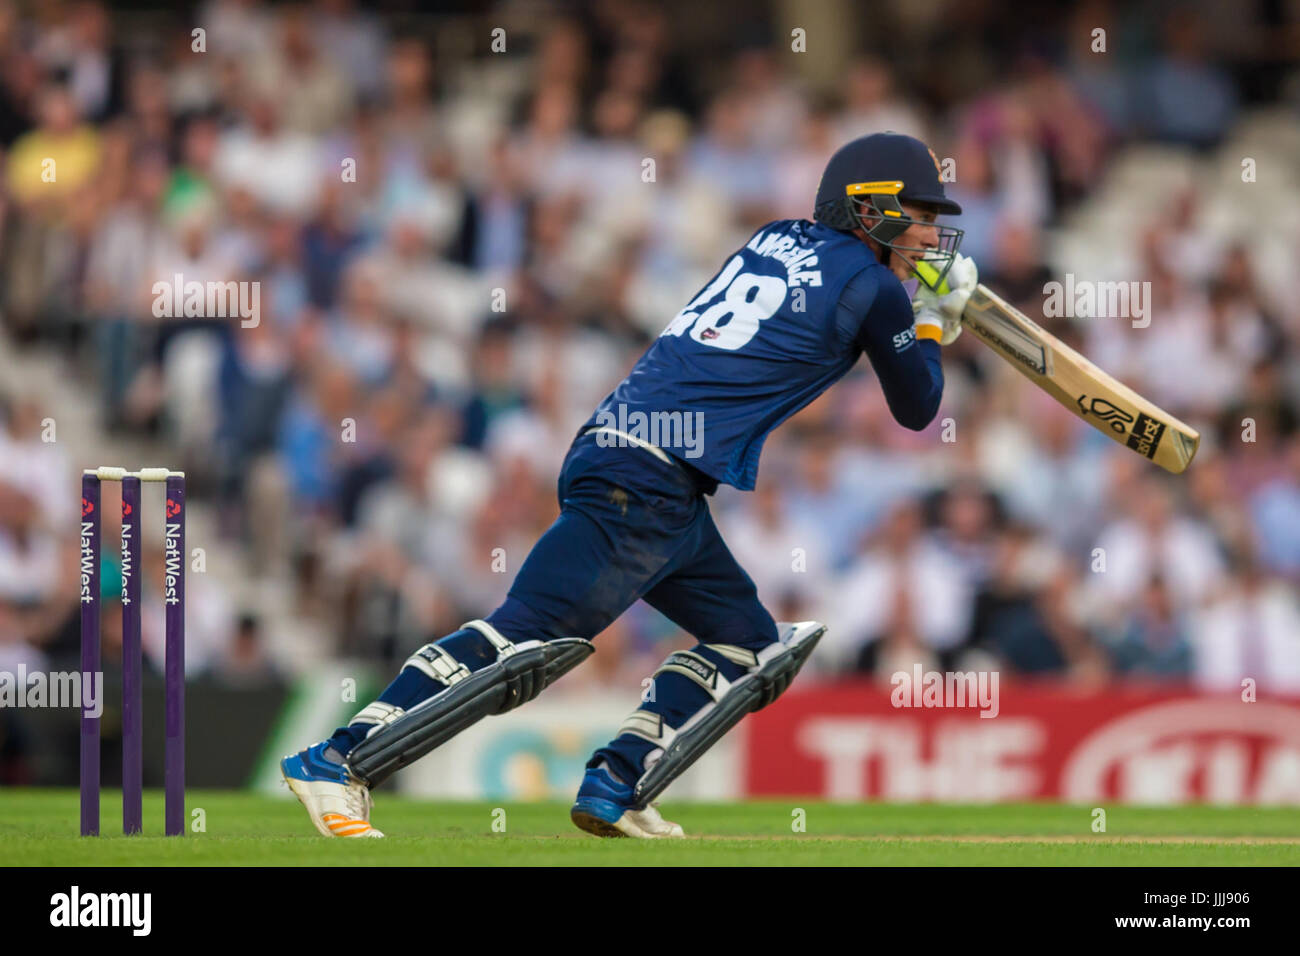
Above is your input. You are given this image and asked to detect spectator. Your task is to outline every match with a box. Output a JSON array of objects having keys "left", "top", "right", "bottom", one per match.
[
  {"left": 0, "top": 0, "right": 1294, "bottom": 708},
  {"left": 1104, "top": 575, "right": 1195, "bottom": 680},
  {"left": 824, "top": 500, "right": 973, "bottom": 674},
  {"left": 1190, "top": 547, "right": 1300, "bottom": 693},
  {"left": 1089, "top": 475, "right": 1226, "bottom": 621},
  {"left": 1250, "top": 436, "right": 1300, "bottom": 581}
]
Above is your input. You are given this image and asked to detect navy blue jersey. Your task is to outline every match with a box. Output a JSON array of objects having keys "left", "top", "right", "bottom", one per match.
[{"left": 585, "top": 219, "right": 943, "bottom": 490}]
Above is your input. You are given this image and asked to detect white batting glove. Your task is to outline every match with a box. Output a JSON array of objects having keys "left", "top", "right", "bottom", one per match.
[{"left": 912, "top": 253, "right": 978, "bottom": 345}]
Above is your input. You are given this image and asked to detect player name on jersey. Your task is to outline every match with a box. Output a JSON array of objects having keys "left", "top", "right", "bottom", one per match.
[{"left": 745, "top": 229, "right": 824, "bottom": 287}]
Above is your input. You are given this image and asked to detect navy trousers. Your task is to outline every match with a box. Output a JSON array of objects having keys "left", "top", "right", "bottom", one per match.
[
  {"left": 488, "top": 431, "right": 780, "bottom": 784},
  {"left": 334, "top": 431, "right": 779, "bottom": 786},
  {"left": 487, "top": 431, "right": 778, "bottom": 650}
]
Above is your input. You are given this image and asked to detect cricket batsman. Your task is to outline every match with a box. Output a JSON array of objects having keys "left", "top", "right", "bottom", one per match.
[{"left": 282, "top": 131, "right": 977, "bottom": 837}]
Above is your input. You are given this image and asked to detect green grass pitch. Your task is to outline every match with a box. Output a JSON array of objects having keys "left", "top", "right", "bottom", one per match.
[{"left": 3, "top": 789, "right": 1298, "bottom": 865}]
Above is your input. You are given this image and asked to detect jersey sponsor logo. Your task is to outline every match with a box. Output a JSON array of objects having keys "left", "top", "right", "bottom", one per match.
[{"left": 892, "top": 327, "right": 917, "bottom": 352}]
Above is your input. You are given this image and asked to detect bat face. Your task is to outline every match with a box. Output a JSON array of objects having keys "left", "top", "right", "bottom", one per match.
[
  {"left": 961, "top": 285, "right": 1200, "bottom": 474},
  {"left": 962, "top": 287, "right": 1051, "bottom": 376}
]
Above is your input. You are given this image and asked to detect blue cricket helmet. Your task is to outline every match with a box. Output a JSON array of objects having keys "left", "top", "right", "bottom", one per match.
[{"left": 814, "top": 132, "right": 963, "bottom": 283}]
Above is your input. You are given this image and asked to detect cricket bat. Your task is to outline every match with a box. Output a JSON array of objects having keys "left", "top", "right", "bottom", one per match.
[{"left": 916, "top": 265, "right": 1200, "bottom": 473}]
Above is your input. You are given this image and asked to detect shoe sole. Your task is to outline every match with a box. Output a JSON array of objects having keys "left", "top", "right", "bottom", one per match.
[
  {"left": 571, "top": 808, "right": 629, "bottom": 838},
  {"left": 570, "top": 798, "right": 684, "bottom": 839}
]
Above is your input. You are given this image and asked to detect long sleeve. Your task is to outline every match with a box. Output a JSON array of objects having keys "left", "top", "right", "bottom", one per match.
[{"left": 837, "top": 266, "right": 944, "bottom": 430}]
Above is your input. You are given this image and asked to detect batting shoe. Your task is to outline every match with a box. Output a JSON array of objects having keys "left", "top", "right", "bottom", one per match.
[
  {"left": 570, "top": 765, "right": 685, "bottom": 838},
  {"left": 281, "top": 742, "right": 384, "bottom": 838}
]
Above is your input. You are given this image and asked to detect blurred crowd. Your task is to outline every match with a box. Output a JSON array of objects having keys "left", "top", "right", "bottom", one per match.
[{"left": 2, "top": 0, "right": 1300, "bottom": 701}]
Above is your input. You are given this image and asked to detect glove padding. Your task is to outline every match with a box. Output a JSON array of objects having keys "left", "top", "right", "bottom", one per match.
[{"left": 912, "top": 254, "right": 978, "bottom": 346}]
